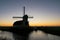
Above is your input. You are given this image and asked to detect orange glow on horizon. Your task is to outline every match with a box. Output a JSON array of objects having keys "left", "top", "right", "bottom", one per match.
[
  {"left": 29, "top": 22, "right": 60, "bottom": 26},
  {"left": 0, "top": 21, "right": 60, "bottom": 26}
]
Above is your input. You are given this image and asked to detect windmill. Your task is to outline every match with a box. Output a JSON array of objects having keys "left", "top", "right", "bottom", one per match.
[{"left": 13, "top": 6, "right": 33, "bottom": 28}]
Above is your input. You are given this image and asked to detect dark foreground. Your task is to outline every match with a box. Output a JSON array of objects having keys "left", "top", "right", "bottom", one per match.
[{"left": 0, "top": 26, "right": 60, "bottom": 36}]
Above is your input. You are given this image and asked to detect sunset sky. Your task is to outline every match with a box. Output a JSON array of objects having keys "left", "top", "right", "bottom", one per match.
[{"left": 0, "top": 0, "right": 60, "bottom": 26}]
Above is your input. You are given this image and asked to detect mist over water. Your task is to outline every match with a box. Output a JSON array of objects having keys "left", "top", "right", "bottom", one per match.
[{"left": 0, "top": 30, "right": 60, "bottom": 40}]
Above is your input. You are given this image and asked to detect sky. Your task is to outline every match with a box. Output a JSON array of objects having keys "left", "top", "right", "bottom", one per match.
[{"left": 0, "top": 0, "right": 60, "bottom": 26}]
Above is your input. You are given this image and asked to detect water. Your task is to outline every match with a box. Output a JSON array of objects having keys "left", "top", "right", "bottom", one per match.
[
  {"left": 0, "top": 30, "right": 60, "bottom": 40},
  {"left": 0, "top": 30, "right": 14, "bottom": 40}
]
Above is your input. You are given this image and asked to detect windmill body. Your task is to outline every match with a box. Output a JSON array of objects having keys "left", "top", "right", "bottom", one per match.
[{"left": 13, "top": 15, "right": 29, "bottom": 28}]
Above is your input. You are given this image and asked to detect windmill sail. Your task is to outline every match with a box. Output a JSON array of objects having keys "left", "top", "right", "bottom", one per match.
[
  {"left": 13, "top": 17, "right": 23, "bottom": 18},
  {"left": 23, "top": 6, "right": 25, "bottom": 16},
  {"left": 13, "top": 6, "right": 33, "bottom": 19}
]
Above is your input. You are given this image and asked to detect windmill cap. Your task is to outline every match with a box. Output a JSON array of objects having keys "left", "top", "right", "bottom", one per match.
[{"left": 23, "top": 15, "right": 28, "bottom": 18}]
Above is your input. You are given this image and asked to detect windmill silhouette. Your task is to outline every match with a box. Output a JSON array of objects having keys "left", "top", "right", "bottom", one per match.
[{"left": 13, "top": 6, "right": 33, "bottom": 28}]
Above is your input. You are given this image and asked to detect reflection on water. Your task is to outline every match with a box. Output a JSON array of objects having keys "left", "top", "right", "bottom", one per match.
[
  {"left": 13, "top": 33, "right": 29, "bottom": 40},
  {"left": 0, "top": 30, "right": 15, "bottom": 40},
  {"left": 29, "top": 30, "right": 60, "bottom": 40},
  {"left": 29, "top": 30, "right": 48, "bottom": 40},
  {"left": 0, "top": 30, "right": 60, "bottom": 40}
]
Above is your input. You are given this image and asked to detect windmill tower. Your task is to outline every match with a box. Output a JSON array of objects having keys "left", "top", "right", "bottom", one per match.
[{"left": 13, "top": 6, "right": 33, "bottom": 28}]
